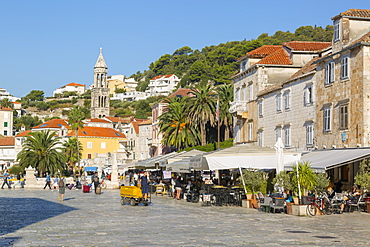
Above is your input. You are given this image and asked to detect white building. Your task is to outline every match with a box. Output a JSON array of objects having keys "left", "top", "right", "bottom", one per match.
[
  {"left": 0, "top": 107, "right": 14, "bottom": 136},
  {"left": 257, "top": 58, "right": 319, "bottom": 151},
  {"left": 0, "top": 88, "right": 20, "bottom": 102},
  {"left": 53, "top": 83, "right": 86, "bottom": 97},
  {"left": 230, "top": 41, "right": 331, "bottom": 144},
  {"left": 111, "top": 91, "right": 150, "bottom": 101},
  {"left": 147, "top": 74, "right": 180, "bottom": 97},
  {"left": 0, "top": 137, "right": 16, "bottom": 170}
]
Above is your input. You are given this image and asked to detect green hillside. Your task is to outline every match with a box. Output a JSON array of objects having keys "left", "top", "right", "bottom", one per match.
[{"left": 132, "top": 25, "right": 333, "bottom": 91}]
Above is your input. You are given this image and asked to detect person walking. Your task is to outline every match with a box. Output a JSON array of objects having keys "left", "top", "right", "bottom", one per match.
[
  {"left": 52, "top": 175, "right": 58, "bottom": 190},
  {"left": 43, "top": 172, "right": 52, "bottom": 190},
  {"left": 140, "top": 171, "right": 150, "bottom": 201},
  {"left": 13, "top": 172, "right": 23, "bottom": 189},
  {"left": 92, "top": 172, "right": 100, "bottom": 194},
  {"left": 58, "top": 175, "right": 66, "bottom": 201},
  {"left": 1, "top": 171, "right": 11, "bottom": 189},
  {"left": 175, "top": 176, "right": 182, "bottom": 200}
]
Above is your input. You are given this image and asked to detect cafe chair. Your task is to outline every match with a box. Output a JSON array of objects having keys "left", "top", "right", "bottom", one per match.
[
  {"left": 260, "top": 197, "right": 272, "bottom": 212},
  {"left": 348, "top": 195, "right": 366, "bottom": 212},
  {"left": 155, "top": 184, "right": 166, "bottom": 196},
  {"left": 270, "top": 198, "right": 285, "bottom": 213}
]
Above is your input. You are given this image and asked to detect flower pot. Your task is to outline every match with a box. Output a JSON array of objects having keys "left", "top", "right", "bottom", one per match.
[
  {"left": 242, "top": 199, "right": 249, "bottom": 208},
  {"left": 292, "top": 204, "right": 307, "bottom": 216}
]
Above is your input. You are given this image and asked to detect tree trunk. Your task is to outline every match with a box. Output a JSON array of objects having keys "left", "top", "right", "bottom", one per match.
[
  {"left": 224, "top": 124, "right": 230, "bottom": 140},
  {"left": 200, "top": 119, "right": 207, "bottom": 146}
]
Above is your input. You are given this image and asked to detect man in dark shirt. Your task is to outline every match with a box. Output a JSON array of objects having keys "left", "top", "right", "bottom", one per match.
[{"left": 140, "top": 172, "right": 150, "bottom": 201}]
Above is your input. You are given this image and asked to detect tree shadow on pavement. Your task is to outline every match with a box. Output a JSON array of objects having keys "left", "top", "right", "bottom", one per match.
[{"left": 0, "top": 197, "right": 77, "bottom": 246}]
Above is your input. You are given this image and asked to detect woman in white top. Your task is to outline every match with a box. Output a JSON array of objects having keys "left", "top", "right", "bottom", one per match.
[{"left": 52, "top": 176, "right": 58, "bottom": 190}]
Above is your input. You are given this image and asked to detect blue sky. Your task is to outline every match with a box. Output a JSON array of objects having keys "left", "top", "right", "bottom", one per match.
[{"left": 1, "top": 0, "right": 369, "bottom": 98}]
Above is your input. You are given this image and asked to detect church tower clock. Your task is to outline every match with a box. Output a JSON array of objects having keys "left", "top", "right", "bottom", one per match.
[{"left": 91, "top": 47, "right": 110, "bottom": 118}]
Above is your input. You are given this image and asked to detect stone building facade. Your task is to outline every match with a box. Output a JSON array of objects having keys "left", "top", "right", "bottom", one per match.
[
  {"left": 230, "top": 41, "right": 331, "bottom": 145},
  {"left": 315, "top": 9, "right": 370, "bottom": 149},
  {"left": 257, "top": 58, "right": 320, "bottom": 151}
]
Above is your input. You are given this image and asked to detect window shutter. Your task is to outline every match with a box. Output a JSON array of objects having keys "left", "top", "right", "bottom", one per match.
[{"left": 330, "top": 62, "right": 335, "bottom": 83}]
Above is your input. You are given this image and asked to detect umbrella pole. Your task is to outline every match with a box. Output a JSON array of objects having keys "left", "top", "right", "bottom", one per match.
[
  {"left": 296, "top": 162, "right": 302, "bottom": 203},
  {"left": 239, "top": 167, "right": 247, "bottom": 195}
]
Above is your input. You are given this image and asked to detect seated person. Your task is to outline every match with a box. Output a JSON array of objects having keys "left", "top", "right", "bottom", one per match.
[
  {"left": 285, "top": 190, "right": 294, "bottom": 203},
  {"left": 327, "top": 187, "right": 335, "bottom": 199}
]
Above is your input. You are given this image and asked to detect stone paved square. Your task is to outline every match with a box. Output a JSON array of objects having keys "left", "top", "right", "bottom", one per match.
[{"left": 1, "top": 189, "right": 370, "bottom": 246}]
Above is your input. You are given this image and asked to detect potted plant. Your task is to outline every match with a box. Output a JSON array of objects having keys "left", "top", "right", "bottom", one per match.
[
  {"left": 291, "top": 162, "right": 316, "bottom": 215},
  {"left": 272, "top": 171, "right": 294, "bottom": 214},
  {"left": 354, "top": 160, "right": 370, "bottom": 213},
  {"left": 239, "top": 168, "right": 267, "bottom": 208}
]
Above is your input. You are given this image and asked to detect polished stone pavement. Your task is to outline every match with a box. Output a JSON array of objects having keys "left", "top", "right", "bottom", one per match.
[{"left": 0, "top": 188, "right": 369, "bottom": 246}]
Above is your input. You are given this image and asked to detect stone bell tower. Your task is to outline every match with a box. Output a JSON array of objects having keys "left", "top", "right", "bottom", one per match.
[{"left": 91, "top": 47, "right": 110, "bottom": 118}]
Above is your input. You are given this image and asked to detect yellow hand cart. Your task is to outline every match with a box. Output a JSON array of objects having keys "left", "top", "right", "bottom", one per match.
[{"left": 120, "top": 185, "right": 151, "bottom": 206}]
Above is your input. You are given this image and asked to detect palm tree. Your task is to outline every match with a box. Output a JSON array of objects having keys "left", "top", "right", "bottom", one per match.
[
  {"left": 188, "top": 81, "right": 216, "bottom": 146},
  {"left": 17, "top": 130, "right": 67, "bottom": 175},
  {"left": 68, "top": 106, "right": 85, "bottom": 174},
  {"left": 0, "top": 98, "right": 11, "bottom": 108},
  {"left": 159, "top": 96, "right": 199, "bottom": 150},
  {"left": 63, "top": 137, "right": 82, "bottom": 175},
  {"left": 216, "top": 84, "right": 233, "bottom": 140}
]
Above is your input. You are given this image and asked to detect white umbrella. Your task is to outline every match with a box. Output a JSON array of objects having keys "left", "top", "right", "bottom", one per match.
[{"left": 274, "top": 137, "right": 284, "bottom": 174}]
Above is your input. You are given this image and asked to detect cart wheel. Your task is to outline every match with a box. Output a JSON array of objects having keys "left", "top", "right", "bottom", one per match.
[
  {"left": 130, "top": 198, "right": 136, "bottom": 206},
  {"left": 120, "top": 198, "right": 125, "bottom": 205}
]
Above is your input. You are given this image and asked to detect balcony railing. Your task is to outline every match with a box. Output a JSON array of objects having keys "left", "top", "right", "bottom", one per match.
[{"left": 229, "top": 101, "right": 247, "bottom": 114}]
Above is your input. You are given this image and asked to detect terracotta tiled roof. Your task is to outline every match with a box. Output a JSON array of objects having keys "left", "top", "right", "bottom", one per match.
[
  {"left": 283, "top": 41, "right": 331, "bottom": 52},
  {"left": 258, "top": 57, "right": 320, "bottom": 97},
  {"left": 32, "top": 119, "right": 69, "bottom": 129},
  {"left": 257, "top": 48, "right": 292, "bottom": 65},
  {"left": 12, "top": 102, "right": 21, "bottom": 104},
  {"left": 168, "top": 88, "right": 192, "bottom": 98},
  {"left": 0, "top": 106, "right": 12, "bottom": 111},
  {"left": 0, "top": 137, "right": 15, "bottom": 146},
  {"left": 257, "top": 84, "right": 283, "bottom": 97},
  {"left": 139, "top": 119, "right": 152, "bottom": 125},
  {"left": 246, "top": 45, "right": 281, "bottom": 58},
  {"left": 348, "top": 30, "right": 370, "bottom": 47},
  {"left": 151, "top": 75, "right": 163, "bottom": 80},
  {"left": 15, "top": 130, "right": 32, "bottom": 137},
  {"left": 286, "top": 57, "right": 319, "bottom": 81},
  {"left": 333, "top": 9, "right": 370, "bottom": 19},
  {"left": 151, "top": 74, "right": 175, "bottom": 80},
  {"left": 66, "top": 82, "right": 85, "bottom": 87},
  {"left": 131, "top": 122, "right": 140, "bottom": 134},
  {"left": 104, "top": 116, "right": 127, "bottom": 123},
  {"left": 87, "top": 118, "right": 110, "bottom": 123},
  {"left": 68, "top": 126, "right": 126, "bottom": 138}
]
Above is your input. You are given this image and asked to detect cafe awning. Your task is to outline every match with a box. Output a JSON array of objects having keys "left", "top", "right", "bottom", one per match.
[
  {"left": 289, "top": 148, "right": 370, "bottom": 171},
  {"left": 122, "top": 152, "right": 186, "bottom": 169},
  {"left": 202, "top": 144, "right": 301, "bottom": 171},
  {"left": 166, "top": 150, "right": 206, "bottom": 173},
  {"left": 83, "top": 166, "right": 98, "bottom": 172}
]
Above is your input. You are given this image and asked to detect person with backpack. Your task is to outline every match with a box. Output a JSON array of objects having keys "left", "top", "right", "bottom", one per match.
[
  {"left": 13, "top": 172, "right": 23, "bottom": 189},
  {"left": 92, "top": 172, "right": 100, "bottom": 194},
  {"left": 58, "top": 175, "right": 66, "bottom": 201}
]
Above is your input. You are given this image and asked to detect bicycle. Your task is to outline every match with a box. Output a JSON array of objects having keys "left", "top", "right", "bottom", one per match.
[{"left": 306, "top": 194, "right": 333, "bottom": 216}]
